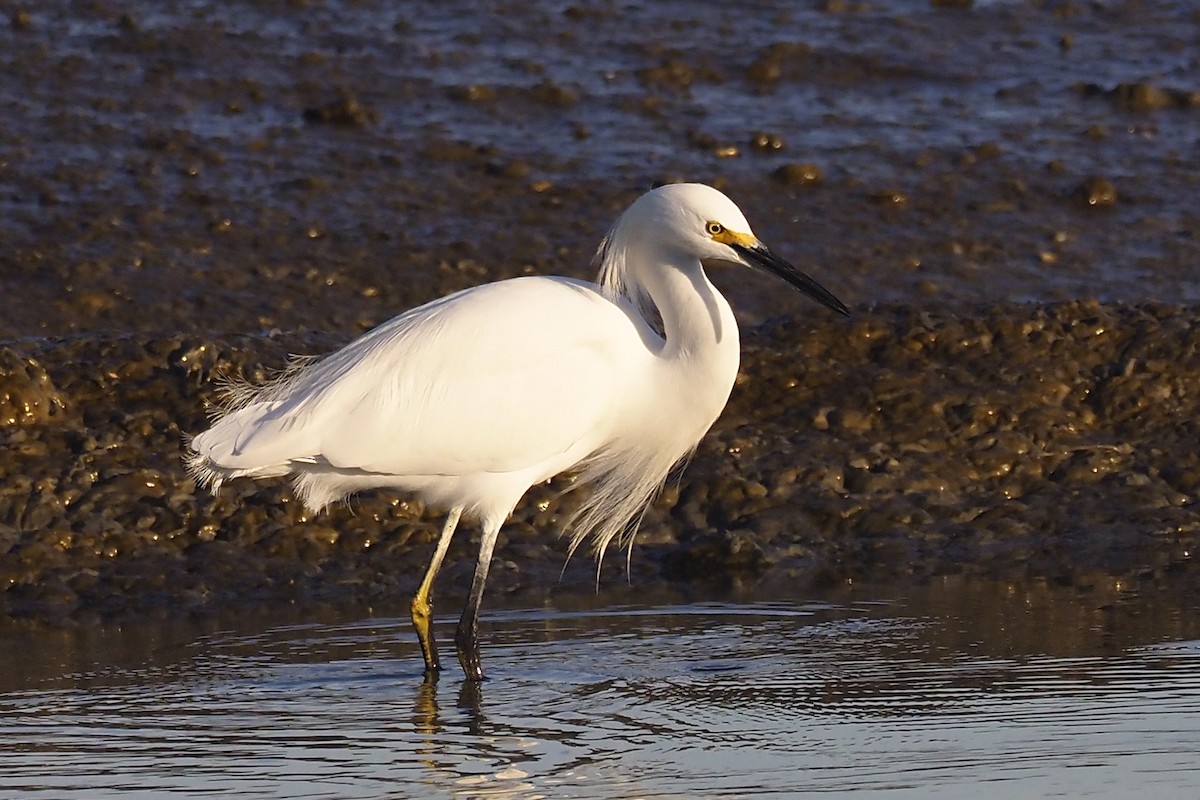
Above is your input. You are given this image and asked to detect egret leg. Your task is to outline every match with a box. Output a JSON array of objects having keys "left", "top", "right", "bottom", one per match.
[
  {"left": 456, "top": 521, "right": 500, "bottom": 681},
  {"left": 411, "top": 506, "right": 463, "bottom": 677}
]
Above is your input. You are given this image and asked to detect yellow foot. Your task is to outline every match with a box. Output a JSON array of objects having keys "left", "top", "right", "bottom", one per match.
[{"left": 411, "top": 593, "right": 441, "bottom": 674}]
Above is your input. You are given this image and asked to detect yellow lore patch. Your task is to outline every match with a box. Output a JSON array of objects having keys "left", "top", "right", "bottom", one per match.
[{"left": 706, "top": 222, "right": 757, "bottom": 248}]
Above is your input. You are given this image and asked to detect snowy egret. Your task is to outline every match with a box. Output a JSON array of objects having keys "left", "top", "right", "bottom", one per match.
[{"left": 187, "top": 182, "right": 848, "bottom": 680}]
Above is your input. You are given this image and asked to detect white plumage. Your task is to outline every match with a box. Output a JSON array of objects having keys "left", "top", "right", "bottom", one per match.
[{"left": 187, "top": 182, "right": 847, "bottom": 680}]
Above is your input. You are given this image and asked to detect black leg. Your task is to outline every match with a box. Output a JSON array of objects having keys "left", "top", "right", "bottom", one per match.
[{"left": 455, "top": 520, "right": 499, "bottom": 681}]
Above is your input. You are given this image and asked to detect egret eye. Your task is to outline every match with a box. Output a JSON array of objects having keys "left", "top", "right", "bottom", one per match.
[{"left": 706, "top": 221, "right": 725, "bottom": 236}]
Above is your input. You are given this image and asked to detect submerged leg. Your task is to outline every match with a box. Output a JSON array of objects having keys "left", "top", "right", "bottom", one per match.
[
  {"left": 411, "top": 506, "right": 463, "bottom": 677},
  {"left": 455, "top": 520, "right": 500, "bottom": 682}
]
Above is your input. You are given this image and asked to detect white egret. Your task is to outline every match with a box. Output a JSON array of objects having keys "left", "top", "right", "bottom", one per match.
[{"left": 186, "top": 182, "right": 848, "bottom": 680}]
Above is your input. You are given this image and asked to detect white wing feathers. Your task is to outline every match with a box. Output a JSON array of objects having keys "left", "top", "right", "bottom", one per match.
[{"left": 190, "top": 277, "right": 651, "bottom": 482}]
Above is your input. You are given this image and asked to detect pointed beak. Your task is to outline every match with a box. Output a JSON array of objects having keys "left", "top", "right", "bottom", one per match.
[{"left": 731, "top": 242, "right": 850, "bottom": 317}]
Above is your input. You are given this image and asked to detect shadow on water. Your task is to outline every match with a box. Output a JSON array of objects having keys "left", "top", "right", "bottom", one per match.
[{"left": 2, "top": 575, "right": 1200, "bottom": 798}]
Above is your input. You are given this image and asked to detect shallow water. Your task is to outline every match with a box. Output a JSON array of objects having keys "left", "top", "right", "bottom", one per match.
[{"left": 3, "top": 582, "right": 1199, "bottom": 798}]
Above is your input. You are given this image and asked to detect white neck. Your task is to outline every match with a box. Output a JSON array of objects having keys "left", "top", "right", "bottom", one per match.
[
  {"left": 631, "top": 250, "right": 741, "bottom": 423},
  {"left": 634, "top": 249, "right": 738, "bottom": 351}
]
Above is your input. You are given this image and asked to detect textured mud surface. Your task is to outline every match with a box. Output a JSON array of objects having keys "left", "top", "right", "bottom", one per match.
[
  {"left": 1, "top": 2, "right": 1198, "bottom": 623},
  {"left": 1, "top": 301, "right": 1197, "bottom": 621}
]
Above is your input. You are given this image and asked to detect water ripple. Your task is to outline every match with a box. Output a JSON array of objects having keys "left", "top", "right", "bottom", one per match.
[{"left": 3, "top": 596, "right": 1200, "bottom": 798}]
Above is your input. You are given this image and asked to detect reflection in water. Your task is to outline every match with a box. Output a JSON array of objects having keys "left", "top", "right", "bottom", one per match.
[
  {"left": 413, "top": 677, "right": 439, "bottom": 735},
  {"left": 1, "top": 576, "right": 1200, "bottom": 798}
]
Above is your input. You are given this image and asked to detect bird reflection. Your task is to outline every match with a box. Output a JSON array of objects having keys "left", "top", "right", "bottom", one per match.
[
  {"left": 456, "top": 676, "right": 486, "bottom": 735},
  {"left": 412, "top": 676, "right": 440, "bottom": 735},
  {"left": 411, "top": 673, "right": 487, "bottom": 737}
]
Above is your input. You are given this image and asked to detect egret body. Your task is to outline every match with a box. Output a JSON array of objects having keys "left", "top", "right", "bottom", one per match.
[{"left": 187, "top": 183, "right": 848, "bottom": 680}]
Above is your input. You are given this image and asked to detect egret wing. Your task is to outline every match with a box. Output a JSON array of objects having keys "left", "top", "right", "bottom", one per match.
[{"left": 219, "top": 277, "right": 651, "bottom": 478}]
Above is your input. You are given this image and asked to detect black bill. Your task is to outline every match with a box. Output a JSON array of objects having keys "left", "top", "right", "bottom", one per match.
[{"left": 731, "top": 242, "right": 850, "bottom": 317}]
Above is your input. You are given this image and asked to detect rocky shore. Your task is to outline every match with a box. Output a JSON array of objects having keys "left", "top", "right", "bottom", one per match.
[{"left": 2, "top": 300, "right": 1195, "bottom": 622}]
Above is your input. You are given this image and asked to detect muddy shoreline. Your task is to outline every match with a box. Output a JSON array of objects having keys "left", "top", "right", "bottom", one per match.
[{"left": 2, "top": 300, "right": 1197, "bottom": 624}]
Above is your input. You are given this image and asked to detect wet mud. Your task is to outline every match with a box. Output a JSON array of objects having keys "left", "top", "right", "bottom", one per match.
[
  {"left": 1, "top": 301, "right": 1197, "bottom": 621},
  {"left": 1, "top": 2, "right": 1198, "bottom": 624}
]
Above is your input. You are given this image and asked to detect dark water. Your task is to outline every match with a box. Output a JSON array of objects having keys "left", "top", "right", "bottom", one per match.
[
  {"left": 3, "top": 579, "right": 1200, "bottom": 798},
  {"left": 2, "top": 0, "right": 1198, "bottom": 339}
]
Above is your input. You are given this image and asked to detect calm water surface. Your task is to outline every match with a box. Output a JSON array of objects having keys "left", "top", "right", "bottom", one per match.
[{"left": 2, "top": 581, "right": 1199, "bottom": 798}]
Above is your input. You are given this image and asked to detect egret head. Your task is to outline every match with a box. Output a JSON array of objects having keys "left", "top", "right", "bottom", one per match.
[{"left": 600, "top": 183, "right": 849, "bottom": 317}]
